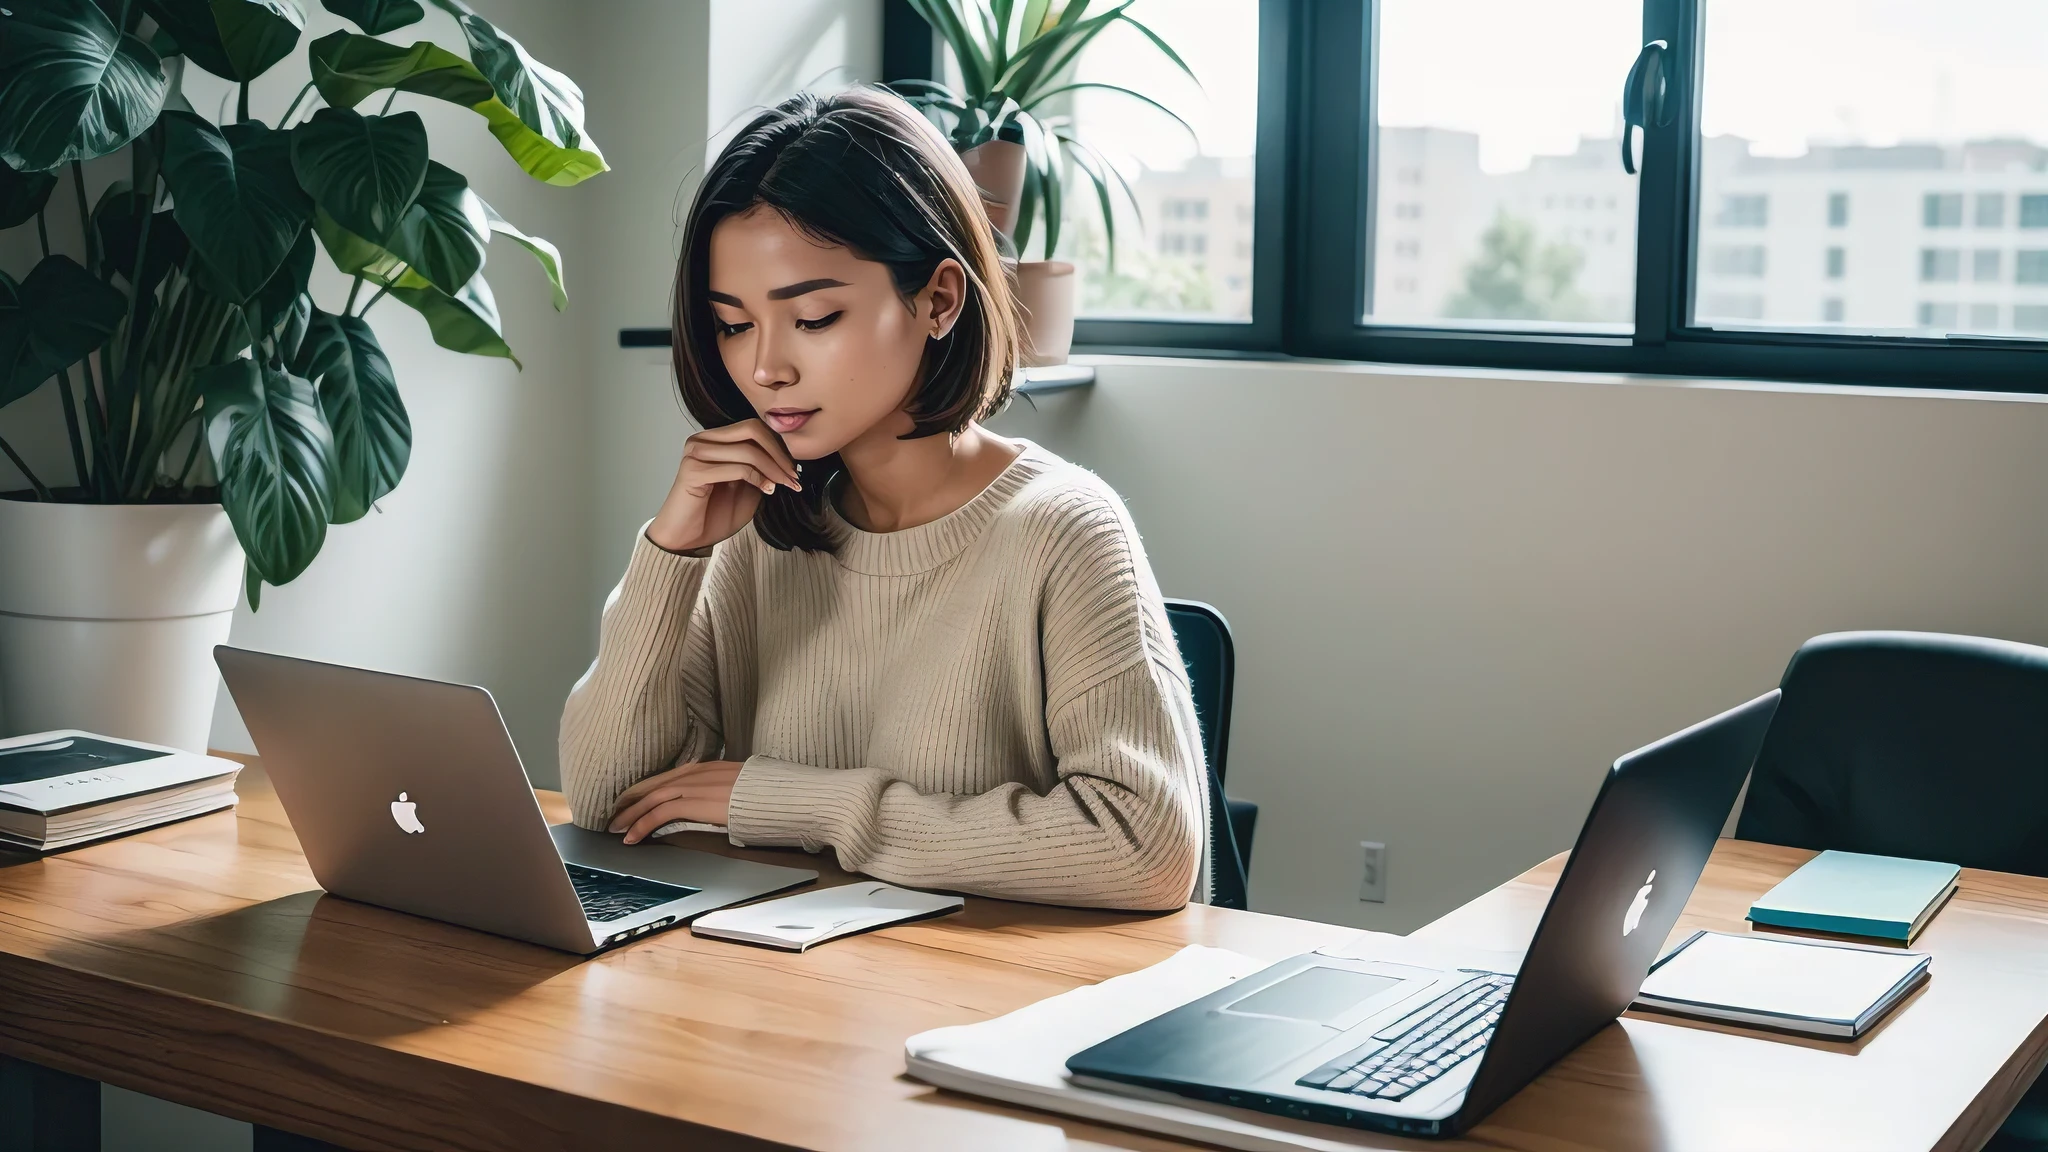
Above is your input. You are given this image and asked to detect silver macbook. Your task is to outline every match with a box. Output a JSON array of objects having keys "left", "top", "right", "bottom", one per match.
[{"left": 215, "top": 646, "right": 814, "bottom": 954}]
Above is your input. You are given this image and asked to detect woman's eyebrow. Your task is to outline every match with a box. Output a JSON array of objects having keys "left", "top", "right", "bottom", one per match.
[
  {"left": 708, "top": 290, "right": 743, "bottom": 306},
  {"left": 767, "top": 278, "right": 850, "bottom": 300}
]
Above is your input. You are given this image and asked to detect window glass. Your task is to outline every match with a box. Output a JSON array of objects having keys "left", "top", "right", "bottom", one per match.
[
  {"left": 1696, "top": 0, "right": 2048, "bottom": 337},
  {"left": 1365, "top": 0, "right": 1640, "bottom": 333},
  {"left": 1044, "top": 0, "right": 1258, "bottom": 322}
]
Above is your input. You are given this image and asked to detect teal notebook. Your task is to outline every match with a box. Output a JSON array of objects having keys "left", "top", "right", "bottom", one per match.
[{"left": 1748, "top": 850, "right": 1961, "bottom": 943}]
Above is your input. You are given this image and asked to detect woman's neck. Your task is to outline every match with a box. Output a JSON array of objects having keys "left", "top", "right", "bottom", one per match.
[{"left": 835, "top": 420, "right": 1024, "bottom": 534}]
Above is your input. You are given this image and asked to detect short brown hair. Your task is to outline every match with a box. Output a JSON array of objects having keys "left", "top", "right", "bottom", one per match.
[{"left": 671, "top": 87, "right": 1022, "bottom": 552}]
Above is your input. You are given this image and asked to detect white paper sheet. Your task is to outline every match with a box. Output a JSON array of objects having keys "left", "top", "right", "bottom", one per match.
[{"left": 904, "top": 941, "right": 1469, "bottom": 1152}]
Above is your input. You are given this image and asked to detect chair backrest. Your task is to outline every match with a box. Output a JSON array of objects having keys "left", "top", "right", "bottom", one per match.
[
  {"left": 1734, "top": 631, "right": 2048, "bottom": 877},
  {"left": 1163, "top": 599, "right": 1247, "bottom": 908}
]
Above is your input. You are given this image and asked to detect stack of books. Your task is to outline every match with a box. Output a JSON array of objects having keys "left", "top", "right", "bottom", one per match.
[{"left": 0, "top": 730, "right": 242, "bottom": 853}]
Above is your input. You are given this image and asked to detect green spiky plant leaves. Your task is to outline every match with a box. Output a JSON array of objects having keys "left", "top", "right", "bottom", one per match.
[
  {"left": 893, "top": 0, "right": 1195, "bottom": 261},
  {"left": 0, "top": 0, "right": 600, "bottom": 606}
]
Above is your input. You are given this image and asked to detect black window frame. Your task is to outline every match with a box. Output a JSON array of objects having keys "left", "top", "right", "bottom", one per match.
[{"left": 883, "top": 0, "right": 2048, "bottom": 393}]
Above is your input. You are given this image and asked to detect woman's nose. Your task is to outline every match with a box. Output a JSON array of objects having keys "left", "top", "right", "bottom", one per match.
[{"left": 750, "top": 326, "right": 796, "bottom": 390}]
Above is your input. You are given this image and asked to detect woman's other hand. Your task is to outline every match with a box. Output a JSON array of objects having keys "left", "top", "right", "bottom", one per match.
[
  {"left": 646, "top": 420, "right": 802, "bottom": 553},
  {"left": 608, "top": 759, "right": 744, "bottom": 843}
]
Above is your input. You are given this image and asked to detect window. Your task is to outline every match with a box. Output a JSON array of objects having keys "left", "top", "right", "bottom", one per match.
[
  {"left": 1363, "top": 0, "right": 1639, "bottom": 332},
  {"left": 1715, "top": 195, "right": 1768, "bottom": 228},
  {"left": 883, "top": 0, "right": 2048, "bottom": 382},
  {"left": 1917, "top": 302, "right": 1959, "bottom": 329},
  {"left": 1708, "top": 245, "right": 1766, "bottom": 277},
  {"left": 1033, "top": 0, "right": 1261, "bottom": 324},
  {"left": 1920, "top": 249, "right": 1961, "bottom": 282},
  {"left": 2017, "top": 251, "right": 2048, "bottom": 284}
]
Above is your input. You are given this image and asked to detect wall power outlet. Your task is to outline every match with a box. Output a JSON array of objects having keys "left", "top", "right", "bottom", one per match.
[{"left": 1359, "top": 841, "right": 1387, "bottom": 903}]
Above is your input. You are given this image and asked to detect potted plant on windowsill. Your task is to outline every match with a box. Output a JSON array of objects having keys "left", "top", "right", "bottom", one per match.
[
  {"left": 0, "top": 0, "right": 600, "bottom": 751},
  {"left": 891, "top": 0, "right": 1194, "bottom": 365}
]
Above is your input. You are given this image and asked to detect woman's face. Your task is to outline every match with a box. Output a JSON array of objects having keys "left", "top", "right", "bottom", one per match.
[{"left": 707, "top": 206, "right": 964, "bottom": 460}]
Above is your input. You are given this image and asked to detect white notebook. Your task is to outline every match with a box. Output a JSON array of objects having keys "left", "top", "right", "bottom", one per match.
[
  {"left": 1634, "top": 930, "right": 1930, "bottom": 1038},
  {"left": 691, "top": 881, "right": 962, "bottom": 950}
]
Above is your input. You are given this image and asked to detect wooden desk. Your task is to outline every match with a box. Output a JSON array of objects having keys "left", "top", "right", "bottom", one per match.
[{"left": 2, "top": 766, "right": 2045, "bottom": 1152}]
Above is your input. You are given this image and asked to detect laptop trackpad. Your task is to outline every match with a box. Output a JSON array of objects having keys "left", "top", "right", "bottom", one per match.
[{"left": 1224, "top": 967, "right": 1404, "bottom": 1024}]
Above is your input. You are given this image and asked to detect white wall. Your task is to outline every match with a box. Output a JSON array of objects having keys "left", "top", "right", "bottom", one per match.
[{"left": 992, "top": 357, "right": 2048, "bottom": 932}]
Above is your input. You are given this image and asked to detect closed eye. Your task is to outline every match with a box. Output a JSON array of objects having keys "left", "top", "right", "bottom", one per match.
[
  {"left": 796, "top": 311, "right": 844, "bottom": 332},
  {"left": 715, "top": 320, "right": 754, "bottom": 338}
]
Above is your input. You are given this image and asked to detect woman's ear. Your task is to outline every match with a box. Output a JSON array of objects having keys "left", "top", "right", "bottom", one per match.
[{"left": 920, "top": 258, "right": 968, "bottom": 340}]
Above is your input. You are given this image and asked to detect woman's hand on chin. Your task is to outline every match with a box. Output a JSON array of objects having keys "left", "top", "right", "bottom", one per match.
[
  {"left": 608, "top": 759, "right": 744, "bottom": 842},
  {"left": 646, "top": 420, "right": 803, "bottom": 553}
]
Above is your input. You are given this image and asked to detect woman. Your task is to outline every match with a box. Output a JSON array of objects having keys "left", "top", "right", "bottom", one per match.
[{"left": 559, "top": 88, "right": 1206, "bottom": 911}]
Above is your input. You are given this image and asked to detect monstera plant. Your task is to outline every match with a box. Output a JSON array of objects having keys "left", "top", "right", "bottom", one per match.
[{"left": 0, "top": 0, "right": 601, "bottom": 607}]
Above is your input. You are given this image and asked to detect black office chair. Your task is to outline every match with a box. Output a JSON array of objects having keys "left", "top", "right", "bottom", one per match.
[
  {"left": 1732, "top": 631, "right": 2048, "bottom": 1151},
  {"left": 1163, "top": 599, "right": 1258, "bottom": 910}
]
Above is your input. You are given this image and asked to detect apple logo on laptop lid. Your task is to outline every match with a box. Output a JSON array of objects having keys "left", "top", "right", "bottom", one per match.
[
  {"left": 1623, "top": 870, "right": 1655, "bottom": 936},
  {"left": 391, "top": 792, "right": 425, "bottom": 835}
]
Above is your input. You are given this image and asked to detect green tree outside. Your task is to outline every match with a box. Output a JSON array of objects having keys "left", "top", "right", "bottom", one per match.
[{"left": 1443, "top": 211, "right": 1592, "bottom": 322}]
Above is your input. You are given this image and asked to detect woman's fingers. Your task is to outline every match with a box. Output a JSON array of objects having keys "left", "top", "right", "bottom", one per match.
[
  {"left": 622, "top": 797, "right": 709, "bottom": 845},
  {"left": 694, "top": 420, "right": 801, "bottom": 484},
  {"left": 685, "top": 433, "right": 800, "bottom": 489},
  {"left": 681, "top": 459, "right": 776, "bottom": 497},
  {"left": 612, "top": 765, "right": 685, "bottom": 810}
]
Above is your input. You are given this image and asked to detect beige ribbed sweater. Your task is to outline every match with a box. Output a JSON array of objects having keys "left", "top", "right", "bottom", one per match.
[{"left": 558, "top": 442, "right": 1207, "bottom": 910}]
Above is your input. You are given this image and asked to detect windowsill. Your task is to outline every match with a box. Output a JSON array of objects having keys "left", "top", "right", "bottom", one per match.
[{"left": 1015, "top": 364, "right": 1095, "bottom": 394}]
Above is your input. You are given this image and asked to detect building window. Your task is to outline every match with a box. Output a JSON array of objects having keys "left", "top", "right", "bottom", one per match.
[
  {"left": 2016, "top": 250, "right": 2048, "bottom": 283},
  {"left": 2021, "top": 195, "right": 2048, "bottom": 229},
  {"left": 2015, "top": 304, "right": 2048, "bottom": 332},
  {"left": 1394, "top": 239, "right": 1420, "bottom": 258},
  {"left": 1393, "top": 202, "right": 1423, "bottom": 220},
  {"left": 1973, "top": 249, "right": 2002, "bottom": 282},
  {"left": 1922, "top": 193, "right": 1964, "bottom": 228},
  {"left": 1826, "top": 192, "right": 1848, "bottom": 228},
  {"left": 1708, "top": 245, "right": 1767, "bottom": 276},
  {"left": 1825, "top": 247, "right": 1845, "bottom": 279},
  {"left": 1715, "top": 194, "right": 1769, "bottom": 227},
  {"left": 1975, "top": 193, "right": 2006, "bottom": 229},
  {"left": 1916, "top": 302, "right": 1959, "bottom": 328},
  {"left": 1968, "top": 303, "right": 2000, "bottom": 330},
  {"left": 1822, "top": 297, "right": 1845, "bottom": 323},
  {"left": 1919, "top": 249, "right": 1962, "bottom": 282},
  {"left": 1701, "top": 293, "right": 1765, "bottom": 320}
]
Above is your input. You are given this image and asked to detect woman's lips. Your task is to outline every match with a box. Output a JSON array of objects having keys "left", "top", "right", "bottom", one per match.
[{"left": 764, "top": 408, "right": 816, "bottom": 434}]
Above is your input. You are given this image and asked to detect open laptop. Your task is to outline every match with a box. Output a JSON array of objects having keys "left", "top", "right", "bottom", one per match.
[
  {"left": 215, "top": 646, "right": 815, "bottom": 955},
  {"left": 1066, "top": 689, "right": 1781, "bottom": 1139}
]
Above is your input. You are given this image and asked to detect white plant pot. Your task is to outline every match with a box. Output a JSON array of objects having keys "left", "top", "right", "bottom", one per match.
[{"left": 0, "top": 499, "right": 244, "bottom": 753}]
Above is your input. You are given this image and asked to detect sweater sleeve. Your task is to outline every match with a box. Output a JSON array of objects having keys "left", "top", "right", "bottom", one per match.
[
  {"left": 558, "top": 528, "right": 748, "bottom": 829},
  {"left": 724, "top": 489, "right": 1207, "bottom": 911}
]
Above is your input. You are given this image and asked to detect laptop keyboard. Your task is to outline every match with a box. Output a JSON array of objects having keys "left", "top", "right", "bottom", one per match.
[
  {"left": 566, "top": 862, "right": 700, "bottom": 922},
  {"left": 1295, "top": 972, "right": 1513, "bottom": 1101}
]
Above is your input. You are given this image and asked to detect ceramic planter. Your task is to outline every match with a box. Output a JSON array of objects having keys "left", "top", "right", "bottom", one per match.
[
  {"left": 0, "top": 498, "right": 243, "bottom": 753},
  {"left": 960, "top": 140, "right": 1027, "bottom": 237},
  {"left": 1015, "top": 260, "right": 1077, "bottom": 366}
]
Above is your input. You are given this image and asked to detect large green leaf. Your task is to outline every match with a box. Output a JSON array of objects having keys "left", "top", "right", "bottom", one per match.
[
  {"left": 390, "top": 273, "right": 518, "bottom": 366},
  {"left": 428, "top": 0, "right": 607, "bottom": 186},
  {"left": 254, "top": 228, "right": 316, "bottom": 352},
  {"left": 290, "top": 107, "right": 427, "bottom": 245},
  {"left": 161, "top": 112, "right": 311, "bottom": 302},
  {"left": 311, "top": 207, "right": 422, "bottom": 288},
  {"left": 198, "top": 358, "right": 333, "bottom": 588},
  {"left": 479, "top": 197, "right": 563, "bottom": 311},
  {"left": 94, "top": 182, "right": 192, "bottom": 297},
  {"left": 319, "top": 0, "right": 423, "bottom": 35},
  {"left": 305, "top": 30, "right": 603, "bottom": 187},
  {"left": 143, "top": 0, "right": 304, "bottom": 82},
  {"left": 0, "top": 256, "right": 128, "bottom": 408},
  {"left": 297, "top": 310, "right": 409, "bottom": 522},
  {"left": 0, "top": 159, "right": 59, "bottom": 230},
  {"left": 385, "top": 161, "right": 486, "bottom": 295},
  {"left": 0, "top": 0, "right": 169, "bottom": 171}
]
